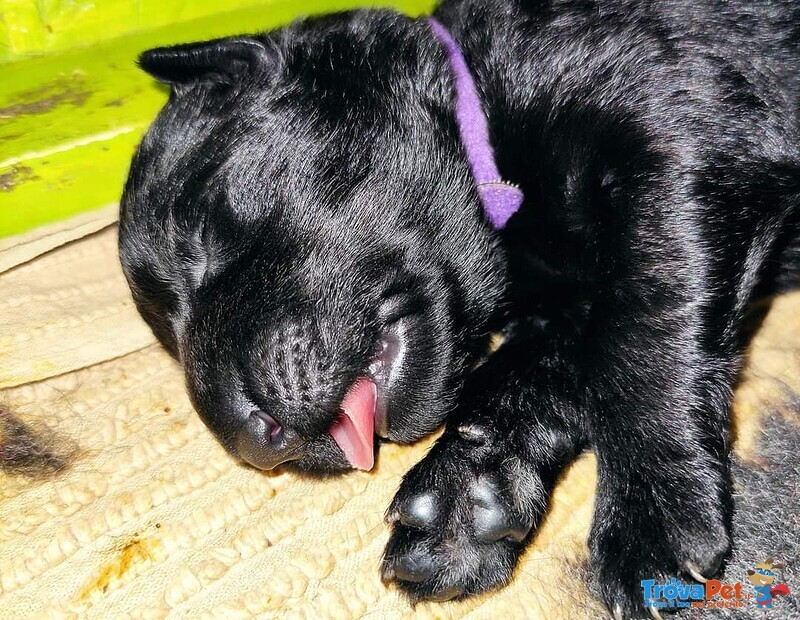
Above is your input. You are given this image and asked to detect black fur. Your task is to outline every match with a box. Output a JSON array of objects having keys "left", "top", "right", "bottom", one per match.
[{"left": 119, "top": 1, "right": 800, "bottom": 616}]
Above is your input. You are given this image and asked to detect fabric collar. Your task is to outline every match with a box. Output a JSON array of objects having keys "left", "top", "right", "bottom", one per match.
[{"left": 428, "top": 18, "right": 524, "bottom": 230}]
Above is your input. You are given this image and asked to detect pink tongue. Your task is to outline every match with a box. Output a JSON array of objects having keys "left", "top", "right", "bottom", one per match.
[{"left": 330, "top": 377, "right": 376, "bottom": 470}]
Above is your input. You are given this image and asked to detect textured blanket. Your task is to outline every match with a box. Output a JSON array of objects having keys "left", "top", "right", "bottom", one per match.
[{"left": 0, "top": 214, "right": 797, "bottom": 618}]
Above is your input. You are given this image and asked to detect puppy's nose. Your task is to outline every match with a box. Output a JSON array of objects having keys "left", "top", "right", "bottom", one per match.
[{"left": 235, "top": 411, "right": 304, "bottom": 470}]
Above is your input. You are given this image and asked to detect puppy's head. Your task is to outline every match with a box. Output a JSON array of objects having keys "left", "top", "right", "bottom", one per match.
[{"left": 119, "top": 11, "right": 505, "bottom": 474}]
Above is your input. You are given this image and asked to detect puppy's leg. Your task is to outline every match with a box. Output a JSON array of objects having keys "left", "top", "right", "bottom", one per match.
[
  {"left": 382, "top": 317, "right": 588, "bottom": 601},
  {"left": 383, "top": 227, "right": 746, "bottom": 611},
  {"left": 586, "top": 261, "right": 739, "bottom": 617}
]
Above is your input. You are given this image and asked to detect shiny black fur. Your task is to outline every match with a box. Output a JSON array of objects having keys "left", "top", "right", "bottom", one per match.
[{"left": 119, "top": 0, "right": 800, "bottom": 616}]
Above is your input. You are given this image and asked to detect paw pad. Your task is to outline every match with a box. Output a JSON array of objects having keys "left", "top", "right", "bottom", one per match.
[
  {"left": 389, "top": 548, "right": 435, "bottom": 583},
  {"left": 398, "top": 491, "right": 439, "bottom": 530},
  {"left": 382, "top": 439, "right": 540, "bottom": 602},
  {"left": 471, "top": 477, "right": 532, "bottom": 543}
]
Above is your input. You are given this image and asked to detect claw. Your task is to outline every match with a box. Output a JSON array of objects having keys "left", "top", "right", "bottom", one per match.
[
  {"left": 426, "top": 586, "right": 462, "bottom": 602},
  {"left": 457, "top": 424, "right": 489, "bottom": 443},
  {"left": 648, "top": 607, "right": 664, "bottom": 620},
  {"left": 380, "top": 565, "right": 396, "bottom": 583},
  {"left": 684, "top": 560, "right": 708, "bottom": 583},
  {"left": 384, "top": 508, "right": 400, "bottom": 525},
  {"left": 612, "top": 603, "right": 624, "bottom": 620}
]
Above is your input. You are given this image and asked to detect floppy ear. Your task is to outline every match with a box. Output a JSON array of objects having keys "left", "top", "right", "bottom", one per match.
[{"left": 138, "top": 38, "right": 271, "bottom": 92}]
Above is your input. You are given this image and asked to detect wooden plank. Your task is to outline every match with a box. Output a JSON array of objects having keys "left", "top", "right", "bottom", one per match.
[
  {"left": 0, "top": 0, "right": 274, "bottom": 63},
  {"left": 0, "top": 0, "right": 435, "bottom": 239}
]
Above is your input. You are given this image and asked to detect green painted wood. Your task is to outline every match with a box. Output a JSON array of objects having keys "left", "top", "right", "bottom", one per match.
[
  {"left": 0, "top": 0, "right": 436, "bottom": 239},
  {"left": 0, "top": 0, "right": 285, "bottom": 64}
]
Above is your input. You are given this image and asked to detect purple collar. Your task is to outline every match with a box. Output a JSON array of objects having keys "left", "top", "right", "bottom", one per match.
[{"left": 428, "top": 18, "right": 524, "bottom": 230}]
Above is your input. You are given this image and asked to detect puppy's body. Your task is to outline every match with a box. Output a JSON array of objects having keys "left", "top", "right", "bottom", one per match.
[{"left": 119, "top": 0, "right": 799, "bottom": 616}]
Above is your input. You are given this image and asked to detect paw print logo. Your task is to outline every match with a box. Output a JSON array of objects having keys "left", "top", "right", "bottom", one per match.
[{"left": 747, "top": 557, "right": 791, "bottom": 609}]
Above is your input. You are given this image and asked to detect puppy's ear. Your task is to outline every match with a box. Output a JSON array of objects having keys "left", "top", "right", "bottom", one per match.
[{"left": 138, "top": 38, "right": 271, "bottom": 93}]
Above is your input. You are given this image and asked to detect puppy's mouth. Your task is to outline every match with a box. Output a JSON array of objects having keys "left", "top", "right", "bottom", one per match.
[{"left": 328, "top": 328, "right": 404, "bottom": 470}]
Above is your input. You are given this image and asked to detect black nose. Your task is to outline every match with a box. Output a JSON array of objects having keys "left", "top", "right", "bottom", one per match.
[{"left": 235, "top": 411, "right": 305, "bottom": 470}]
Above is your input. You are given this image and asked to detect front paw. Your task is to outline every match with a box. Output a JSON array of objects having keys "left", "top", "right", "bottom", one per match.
[
  {"left": 590, "top": 459, "right": 732, "bottom": 618},
  {"left": 381, "top": 428, "right": 544, "bottom": 602}
]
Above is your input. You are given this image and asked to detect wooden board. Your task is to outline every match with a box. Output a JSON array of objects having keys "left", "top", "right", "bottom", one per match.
[{"left": 0, "top": 0, "right": 435, "bottom": 239}]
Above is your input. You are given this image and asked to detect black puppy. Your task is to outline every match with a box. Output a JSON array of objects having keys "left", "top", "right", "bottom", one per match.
[{"left": 118, "top": 0, "right": 800, "bottom": 616}]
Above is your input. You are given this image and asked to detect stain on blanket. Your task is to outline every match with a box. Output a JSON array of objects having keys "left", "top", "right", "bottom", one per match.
[
  {"left": 0, "top": 403, "right": 73, "bottom": 476},
  {"left": 77, "top": 534, "right": 164, "bottom": 600}
]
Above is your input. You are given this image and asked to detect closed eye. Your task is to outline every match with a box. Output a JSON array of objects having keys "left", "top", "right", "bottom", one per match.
[{"left": 377, "top": 292, "right": 425, "bottom": 327}]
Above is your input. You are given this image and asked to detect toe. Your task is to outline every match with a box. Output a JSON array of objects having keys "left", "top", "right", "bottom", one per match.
[
  {"left": 472, "top": 503, "right": 531, "bottom": 543},
  {"left": 470, "top": 476, "right": 532, "bottom": 543},
  {"left": 398, "top": 491, "right": 440, "bottom": 530},
  {"left": 392, "top": 548, "right": 436, "bottom": 583}
]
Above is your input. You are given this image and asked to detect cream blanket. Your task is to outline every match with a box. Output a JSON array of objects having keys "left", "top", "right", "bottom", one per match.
[{"left": 0, "top": 212, "right": 797, "bottom": 618}]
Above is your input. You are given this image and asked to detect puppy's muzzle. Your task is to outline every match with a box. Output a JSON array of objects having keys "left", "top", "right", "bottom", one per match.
[{"left": 235, "top": 410, "right": 305, "bottom": 470}]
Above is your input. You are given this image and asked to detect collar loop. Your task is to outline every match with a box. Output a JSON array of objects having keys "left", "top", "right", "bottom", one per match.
[{"left": 428, "top": 18, "right": 524, "bottom": 229}]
